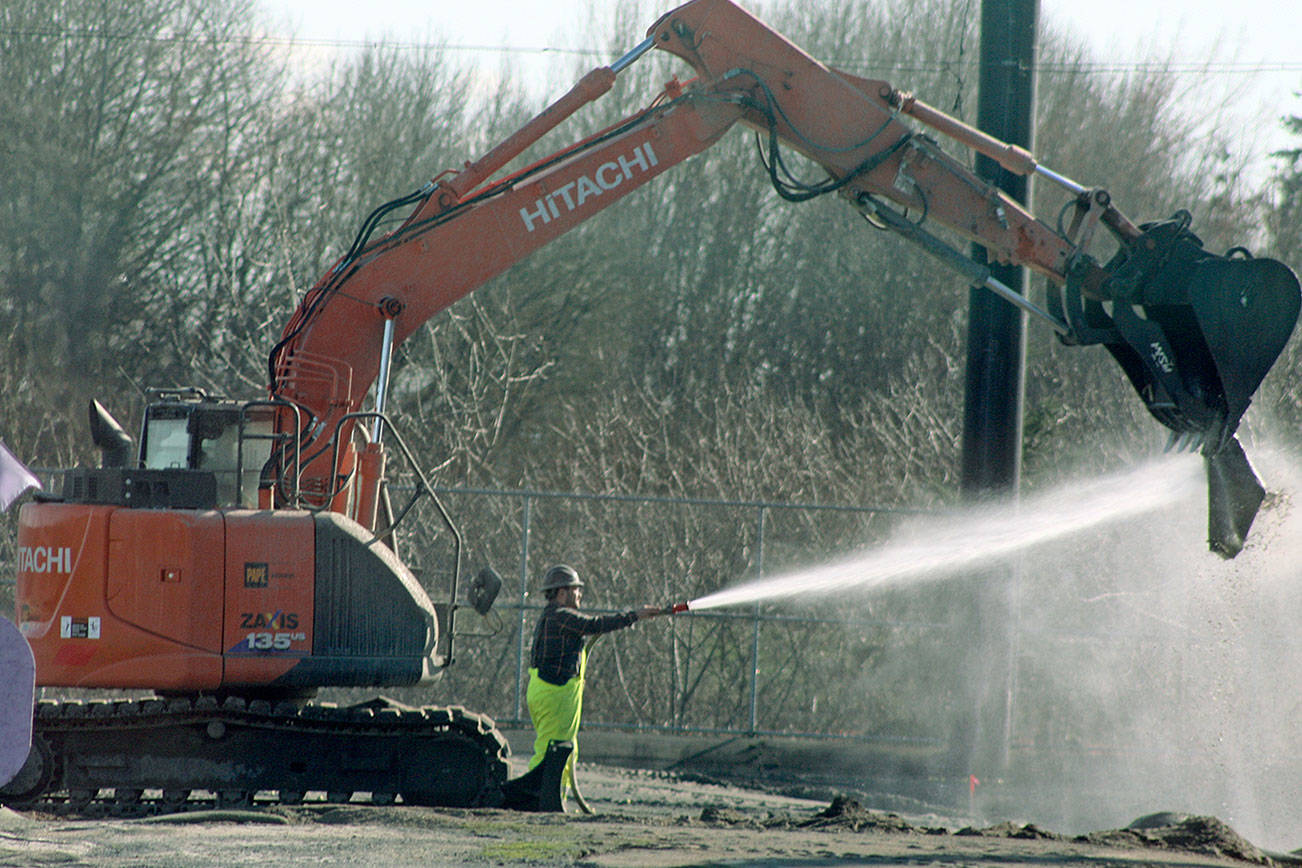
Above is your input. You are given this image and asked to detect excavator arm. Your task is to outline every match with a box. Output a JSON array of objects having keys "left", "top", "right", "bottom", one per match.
[{"left": 270, "top": 0, "right": 1298, "bottom": 556}]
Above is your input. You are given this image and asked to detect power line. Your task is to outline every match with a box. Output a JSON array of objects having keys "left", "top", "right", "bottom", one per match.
[{"left": 2, "top": 27, "right": 1300, "bottom": 78}]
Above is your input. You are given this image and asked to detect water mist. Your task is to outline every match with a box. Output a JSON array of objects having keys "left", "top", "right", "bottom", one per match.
[
  {"left": 688, "top": 451, "right": 1302, "bottom": 851},
  {"left": 688, "top": 456, "right": 1204, "bottom": 611}
]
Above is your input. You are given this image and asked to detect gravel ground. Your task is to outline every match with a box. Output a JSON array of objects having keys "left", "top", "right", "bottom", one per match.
[{"left": 2, "top": 760, "right": 1297, "bottom": 867}]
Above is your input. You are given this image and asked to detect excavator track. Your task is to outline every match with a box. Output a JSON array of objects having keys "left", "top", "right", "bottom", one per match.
[{"left": 0, "top": 696, "right": 510, "bottom": 817}]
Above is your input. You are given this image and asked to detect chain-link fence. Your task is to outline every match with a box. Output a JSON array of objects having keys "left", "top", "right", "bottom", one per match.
[
  {"left": 0, "top": 478, "right": 959, "bottom": 745},
  {"left": 404, "top": 485, "right": 946, "bottom": 743},
  {"left": 419, "top": 480, "right": 1302, "bottom": 845},
  {"left": 8, "top": 476, "right": 1302, "bottom": 803}
]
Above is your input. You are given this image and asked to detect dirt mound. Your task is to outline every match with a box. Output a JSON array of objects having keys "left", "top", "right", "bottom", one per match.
[
  {"left": 957, "top": 819, "right": 1061, "bottom": 840},
  {"left": 701, "top": 795, "right": 948, "bottom": 836},
  {"left": 699, "top": 794, "right": 927, "bottom": 834},
  {"left": 703, "top": 796, "right": 1273, "bottom": 864},
  {"left": 1081, "top": 815, "right": 1271, "bottom": 865},
  {"left": 799, "top": 794, "right": 944, "bottom": 834}
]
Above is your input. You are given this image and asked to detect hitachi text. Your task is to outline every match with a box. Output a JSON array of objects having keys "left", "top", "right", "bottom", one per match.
[
  {"left": 519, "top": 142, "right": 660, "bottom": 232},
  {"left": 18, "top": 546, "right": 73, "bottom": 574}
]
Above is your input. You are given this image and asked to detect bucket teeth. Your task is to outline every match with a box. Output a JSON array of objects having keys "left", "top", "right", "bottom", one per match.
[
  {"left": 1164, "top": 430, "right": 1204, "bottom": 454},
  {"left": 1205, "top": 437, "right": 1265, "bottom": 559}
]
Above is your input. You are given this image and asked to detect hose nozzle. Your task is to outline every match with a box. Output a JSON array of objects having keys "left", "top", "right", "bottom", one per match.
[{"left": 662, "top": 602, "right": 690, "bottom": 615}]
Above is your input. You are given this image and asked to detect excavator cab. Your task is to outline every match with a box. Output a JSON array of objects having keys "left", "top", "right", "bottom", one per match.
[
  {"left": 74, "top": 388, "right": 281, "bottom": 511},
  {"left": 137, "top": 389, "right": 278, "bottom": 509}
]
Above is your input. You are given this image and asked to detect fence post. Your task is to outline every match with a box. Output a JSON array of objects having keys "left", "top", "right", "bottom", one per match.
[
  {"left": 512, "top": 494, "right": 533, "bottom": 722},
  {"left": 747, "top": 506, "right": 767, "bottom": 734}
]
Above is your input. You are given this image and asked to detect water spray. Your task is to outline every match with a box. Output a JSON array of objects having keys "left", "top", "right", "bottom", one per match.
[{"left": 687, "top": 456, "right": 1206, "bottom": 612}]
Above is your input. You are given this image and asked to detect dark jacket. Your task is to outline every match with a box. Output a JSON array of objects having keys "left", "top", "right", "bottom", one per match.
[{"left": 530, "top": 602, "right": 638, "bottom": 685}]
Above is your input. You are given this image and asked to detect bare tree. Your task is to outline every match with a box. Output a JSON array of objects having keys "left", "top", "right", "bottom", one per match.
[{"left": 0, "top": 0, "right": 291, "bottom": 460}]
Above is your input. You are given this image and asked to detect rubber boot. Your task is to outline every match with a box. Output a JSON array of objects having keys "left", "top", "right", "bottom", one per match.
[{"left": 500, "top": 740, "right": 572, "bottom": 812}]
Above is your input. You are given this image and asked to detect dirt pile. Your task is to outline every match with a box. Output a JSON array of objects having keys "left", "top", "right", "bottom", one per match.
[
  {"left": 1082, "top": 814, "right": 1273, "bottom": 865},
  {"left": 702, "top": 795, "right": 1279, "bottom": 865},
  {"left": 698, "top": 793, "right": 935, "bottom": 833},
  {"left": 956, "top": 819, "right": 1060, "bottom": 840}
]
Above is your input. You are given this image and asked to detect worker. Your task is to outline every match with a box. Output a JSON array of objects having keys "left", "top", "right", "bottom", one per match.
[{"left": 527, "top": 564, "right": 663, "bottom": 811}]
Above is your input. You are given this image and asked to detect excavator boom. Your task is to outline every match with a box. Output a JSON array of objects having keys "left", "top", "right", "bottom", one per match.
[{"left": 271, "top": 0, "right": 1296, "bottom": 554}]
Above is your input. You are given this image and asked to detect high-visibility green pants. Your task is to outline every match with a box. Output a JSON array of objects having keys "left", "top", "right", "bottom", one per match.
[{"left": 526, "top": 648, "right": 586, "bottom": 794}]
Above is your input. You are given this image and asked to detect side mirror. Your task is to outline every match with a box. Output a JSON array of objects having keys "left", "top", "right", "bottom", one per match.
[{"left": 468, "top": 567, "right": 503, "bottom": 616}]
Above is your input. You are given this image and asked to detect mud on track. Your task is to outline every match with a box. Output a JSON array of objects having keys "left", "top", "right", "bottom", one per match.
[{"left": 2, "top": 761, "right": 1297, "bottom": 867}]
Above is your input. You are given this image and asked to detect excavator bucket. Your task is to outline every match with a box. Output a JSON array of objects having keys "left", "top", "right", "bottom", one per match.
[
  {"left": 1205, "top": 437, "right": 1265, "bottom": 558},
  {"left": 1058, "top": 214, "right": 1299, "bottom": 556},
  {"left": 1066, "top": 215, "right": 1301, "bottom": 450}
]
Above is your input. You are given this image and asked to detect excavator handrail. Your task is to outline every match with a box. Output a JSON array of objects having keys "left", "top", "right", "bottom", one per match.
[
  {"left": 325, "top": 410, "right": 467, "bottom": 662},
  {"left": 237, "top": 398, "right": 301, "bottom": 509}
]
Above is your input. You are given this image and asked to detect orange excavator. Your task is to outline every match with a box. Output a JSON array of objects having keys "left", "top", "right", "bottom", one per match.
[{"left": 3, "top": 0, "right": 1297, "bottom": 812}]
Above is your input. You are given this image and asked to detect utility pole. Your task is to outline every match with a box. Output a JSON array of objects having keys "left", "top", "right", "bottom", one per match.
[
  {"left": 957, "top": 0, "right": 1039, "bottom": 785},
  {"left": 961, "top": 0, "right": 1038, "bottom": 497}
]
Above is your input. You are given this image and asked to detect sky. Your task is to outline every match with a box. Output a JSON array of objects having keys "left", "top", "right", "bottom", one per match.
[{"left": 258, "top": 0, "right": 1301, "bottom": 184}]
